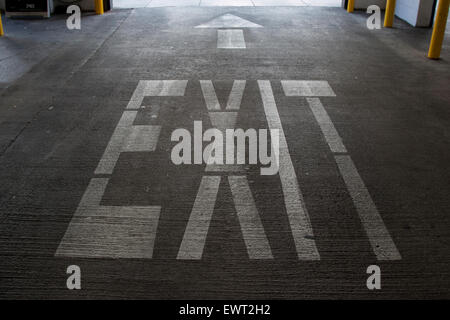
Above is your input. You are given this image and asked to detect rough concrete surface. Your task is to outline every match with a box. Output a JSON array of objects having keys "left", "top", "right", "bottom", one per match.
[{"left": 0, "top": 6, "right": 449, "bottom": 299}]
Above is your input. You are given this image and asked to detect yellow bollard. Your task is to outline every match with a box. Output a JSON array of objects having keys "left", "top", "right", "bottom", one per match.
[
  {"left": 384, "top": 0, "right": 397, "bottom": 28},
  {"left": 428, "top": 0, "right": 450, "bottom": 59},
  {"left": 347, "top": 0, "right": 355, "bottom": 13},
  {"left": 95, "top": 0, "right": 104, "bottom": 15},
  {"left": 0, "top": 13, "right": 4, "bottom": 37}
]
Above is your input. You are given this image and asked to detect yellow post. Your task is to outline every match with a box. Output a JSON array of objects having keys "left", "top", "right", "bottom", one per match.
[
  {"left": 347, "top": 0, "right": 355, "bottom": 13},
  {"left": 95, "top": 0, "right": 104, "bottom": 15},
  {"left": 384, "top": 0, "right": 397, "bottom": 28},
  {"left": 428, "top": 0, "right": 450, "bottom": 59},
  {"left": 0, "top": 13, "right": 4, "bottom": 37}
]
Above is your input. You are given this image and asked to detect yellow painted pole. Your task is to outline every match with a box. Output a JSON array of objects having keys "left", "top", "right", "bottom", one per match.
[
  {"left": 0, "top": 13, "right": 5, "bottom": 37},
  {"left": 95, "top": 0, "right": 104, "bottom": 15},
  {"left": 428, "top": 0, "right": 450, "bottom": 59},
  {"left": 347, "top": 0, "right": 355, "bottom": 13},
  {"left": 384, "top": 0, "right": 397, "bottom": 28}
]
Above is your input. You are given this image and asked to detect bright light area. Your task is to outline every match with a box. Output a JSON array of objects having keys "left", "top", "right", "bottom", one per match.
[{"left": 114, "top": 0, "right": 342, "bottom": 8}]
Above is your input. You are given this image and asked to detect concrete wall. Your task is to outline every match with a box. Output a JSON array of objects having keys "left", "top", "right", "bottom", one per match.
[
  {"left": 75, "top": 0, "right": 96, "bottom": 11},
  {"left": 395, "top": 0, "right": 435, "bottom": 27},
  {"left": 341, "top": 0, "right": 387, "bottom": 9},
  {"left": 356, "top": 0, "right": 386, "bottom": 9},
  {"left": 54, "top": 0, "right": 96, "bottom": 11}
]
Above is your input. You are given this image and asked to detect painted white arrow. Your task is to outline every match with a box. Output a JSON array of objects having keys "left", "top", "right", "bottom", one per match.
[
  {"left": 195, "top": 14, "right": 263, "bottom": 49},
  {"left": 195, "top": 13, "right": 263, "bottom": 28}
]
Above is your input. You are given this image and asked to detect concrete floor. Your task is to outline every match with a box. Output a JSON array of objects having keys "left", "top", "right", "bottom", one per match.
[{"left": 0, "top": 6, "right": 449, "bottom": 299}]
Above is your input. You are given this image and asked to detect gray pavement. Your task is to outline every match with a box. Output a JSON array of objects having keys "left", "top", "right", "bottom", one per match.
[{"left": 0, "top": 6, "right": 449, "bottom": 299}]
